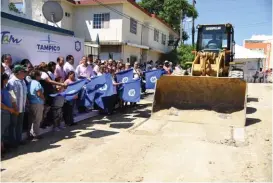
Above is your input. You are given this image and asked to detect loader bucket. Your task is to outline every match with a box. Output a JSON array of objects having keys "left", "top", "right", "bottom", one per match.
[{"left": 152, "top": 76, "right": 247, "bottom": 127}]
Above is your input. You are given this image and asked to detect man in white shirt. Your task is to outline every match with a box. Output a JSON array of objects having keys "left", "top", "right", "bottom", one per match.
[
  {"left": 64, "top": 55, "right": 75, "bottom": 75},
  {"left": 75, "top": 56, "right": 95, "bottom": 79},
  {"left": 133, "top": 62, "right": 143, "bottom": 79},
  {"left": 1, "top": 54, "right": 12, "bottom": 77},
  {"left": 93, "top": 59, "right": 101, "bottom": 75}
]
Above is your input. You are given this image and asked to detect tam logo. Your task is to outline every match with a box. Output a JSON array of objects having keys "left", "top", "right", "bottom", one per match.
[
  {"left": 128, "top": 89, "right": 136, "bottom": 97},
  {"left": 99, "top": 84, "right": 108, "bottom": 91},
  {"left": 150, "top": 76, "right": 157, "bottom": 83},
  {"left": 1, "top": 31, "right": 22, "bottom": 44},
  {"left": 122, "top": 77, "right": 129, "bottom": 83}
]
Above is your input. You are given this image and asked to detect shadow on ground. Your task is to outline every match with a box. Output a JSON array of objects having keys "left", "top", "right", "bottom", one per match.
[
  {"left": 247, "top": 97, "right": 259, "bottom": 103},
  {"left": 245, "top": 118, "right": 261, "bottom": 126},
  {"left": 246, "top": 107, "right": 257, "bottom": 114},
  {"left": 2, "top": 103, "right": 152, "bottom": 161}
]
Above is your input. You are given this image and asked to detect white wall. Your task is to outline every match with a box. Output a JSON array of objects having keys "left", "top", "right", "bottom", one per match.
[
  {"left": 147, "top": 18, "right": 174, "bottom": 53},
  {"left": 31, "top": 0, "right": 48, "bottom": 24},
  {"left": 147, "top": 50, "right": 161, "bottom": 62},
  {"left": 73, "top": 4, "right": 123, "bottom": 42},
  {"left": 122, "top": 3, "right": 150, "bottom": 46},
  {"left": 60, "top": 1, "right": 74, "bottom": 31},
  {"left": 1, "top": 0, "right": 32, "bottom": 19},
  {"left": 1, "top": 25, "right": 84, "bottom": 66},
  {"left": 122, "top": 45, "right": 141, "bottom": 62},
  {"left": 1, "top": 17, "right": 70, "bottom": 36}
]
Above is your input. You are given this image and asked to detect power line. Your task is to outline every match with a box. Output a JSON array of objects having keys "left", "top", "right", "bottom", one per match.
[{"left": 92, "top": 0, "right": 180, "bottom": 40}]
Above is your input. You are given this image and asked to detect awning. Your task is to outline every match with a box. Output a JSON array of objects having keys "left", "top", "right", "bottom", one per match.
[
  {"left": 84, "top": 43, "right": 99, "bottom": 48},
  {"left": 235, "top": 44, "right": 266, "bottom": 59},
  {"left": 125, "top": 42, "right": 149, "bottom": 49}
]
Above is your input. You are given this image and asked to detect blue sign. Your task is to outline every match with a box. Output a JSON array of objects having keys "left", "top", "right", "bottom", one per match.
[
  {"left": 37, "top": 34, "right": 60, "bottom": 53},
  {"left": 120, "top": 79, "right": 141, "bottom": 103},
  {"left": 145, "top": 69, "right": 163, "bottom": 89},
  {"left": 75, "top": 41, "right": 81, "bottom": 52},
  {"left": 116, "top": 69, "right": 133, "bottom": 83},
  {"left": 50, "top": 79, "right": 87, "bottom": 101}
]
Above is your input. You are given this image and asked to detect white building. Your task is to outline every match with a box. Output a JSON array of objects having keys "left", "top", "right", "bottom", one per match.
[{"left": 2, "top": 0, "right": 179, "bottom": 64}]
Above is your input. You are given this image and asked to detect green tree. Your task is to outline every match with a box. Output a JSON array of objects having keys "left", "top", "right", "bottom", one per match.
[
  {"left": 9, "top": 2, "right": 20, "bottom": 13},
  {"left": 177, "top": 44, "right": 195, "bottom": 68},
  {"left": 138, "top": 0, "right": 198, "bottom": 41}
]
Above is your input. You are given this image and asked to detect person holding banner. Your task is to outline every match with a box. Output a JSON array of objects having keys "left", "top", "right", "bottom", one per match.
[
  {"left": 63, "top": 71, "right": 78, "bottom": 126},
  {"left": 133, "top": 62, "right": 146, "bottom": 94},
  {"left": 75, "top": 56, "right": 95, "bottom": 79},
  {"left": 39, "top": 63, "right": 66, "bottom": 128},
  {"left": 64, "top": 55, "right": 75, "bottom": 75},
  {"left": 27, "top": 70, "right": 45, "bottom": 140},
  {"left": 133, "top": 62, "right": 143, "bottom": 79},
  {"left": 93, "top": 59, "right": 101, "bottom": 75},
  {"left": 54, "top": 57, "right": 66, "bottom": 81}
]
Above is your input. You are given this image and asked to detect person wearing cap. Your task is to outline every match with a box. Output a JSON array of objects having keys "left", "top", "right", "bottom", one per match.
[
  {"left": 7, "top": 65, "right": 28, "bottom": 146},
  {"left": 163, "top": 60, "right": 171, "bottom": 75}
]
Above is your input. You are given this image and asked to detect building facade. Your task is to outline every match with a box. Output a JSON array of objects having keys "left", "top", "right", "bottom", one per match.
[
  {"left": 244, "top": 35, "right": 273, "bottom": 69},
  {"left": 2, "top": 0, "right": 179, "bottom": 64}
]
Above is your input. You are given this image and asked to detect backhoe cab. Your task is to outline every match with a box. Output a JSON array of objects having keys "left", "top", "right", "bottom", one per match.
[{"left": 192, "top": 23, "right": 235, "bottom": 77}]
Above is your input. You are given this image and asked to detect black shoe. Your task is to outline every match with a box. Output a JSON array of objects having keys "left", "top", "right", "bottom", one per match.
[
  {"left": 68, "top": 123, "right": 77, "bottom": 126},
  {"left": 32, "top": 136, "right": 43, "bottom": 141},
  {"left": 19, "top": 141, "right": 28, "bottom": 146}
]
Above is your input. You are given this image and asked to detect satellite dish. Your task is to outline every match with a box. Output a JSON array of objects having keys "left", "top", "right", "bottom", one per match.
[{"left": 42, "top": 1, "right": 64, "bottom": 27}]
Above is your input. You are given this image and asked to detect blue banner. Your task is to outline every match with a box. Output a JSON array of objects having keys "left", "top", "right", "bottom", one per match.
[
  {"left": 145, "top": 69, "right": 163, "bottom": 89},
  {"left": 116, "top": 69, "right": 133, "bottom": 83},
  {"left": 84, "top": 73, "right": 114, "bottom": 109},
  {"left": 120, "top": 79, "right": 141, "bottom": 103},
  {"left": 84, "top": 74, "right": 107, "bottom": 107},
  {"left": 50, "top": 79, "right": 88, "bottom": 101}
]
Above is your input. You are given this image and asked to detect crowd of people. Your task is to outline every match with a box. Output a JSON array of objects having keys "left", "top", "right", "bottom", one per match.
[{"left": 1, "top": 53, "right": 175, "bottom": 157}]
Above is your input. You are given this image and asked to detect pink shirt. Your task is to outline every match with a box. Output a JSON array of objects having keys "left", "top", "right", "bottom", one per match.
[
  {"left": 64, "top": 79, "right": 74, "bottom": 85},
  {"left": 54, "top": 64, "right": 66, "bottom": 80},
  {"left": 75, "top": 64, "right": 94, "bottom": 78}
]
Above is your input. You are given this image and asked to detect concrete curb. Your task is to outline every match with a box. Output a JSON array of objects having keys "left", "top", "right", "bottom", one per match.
[{"left": 22, "top": 110, "right": 100, "bottom": 140}]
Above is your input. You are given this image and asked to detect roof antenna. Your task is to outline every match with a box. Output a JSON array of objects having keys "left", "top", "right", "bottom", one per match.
[{"left": 42, "top": 1, "right": 64, "bottom": 28}]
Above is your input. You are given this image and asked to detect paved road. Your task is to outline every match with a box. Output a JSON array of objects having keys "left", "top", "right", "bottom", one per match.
[{"left": 1, "top": 84, "right": 272, "bottom": 182}]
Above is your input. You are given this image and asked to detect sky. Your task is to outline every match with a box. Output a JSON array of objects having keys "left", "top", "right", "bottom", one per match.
[{"left": 137, "top": 0, "right": 272, "bottom": 45}]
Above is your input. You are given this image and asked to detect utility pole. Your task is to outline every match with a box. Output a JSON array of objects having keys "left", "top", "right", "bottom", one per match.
[
  {"left": 180, "top": 9, "right": 183, "bottom": 46},
  {"left": 192, "top": 0, "right": 196, "bottom": 46}
]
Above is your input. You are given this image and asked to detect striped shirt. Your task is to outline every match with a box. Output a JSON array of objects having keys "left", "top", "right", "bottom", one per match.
[{"left": 7, "top": 75, "right": 28, "bottom": 113}]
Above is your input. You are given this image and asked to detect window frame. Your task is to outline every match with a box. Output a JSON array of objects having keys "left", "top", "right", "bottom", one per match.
[
  {"left": 161, "top": 33, "right": 166, "bottom": 45},
  {"left": 93, "top": 13, "right": 110, "bottom": 29},
  {"left": 154, "top": 29, "right": 159, "bottom": 42},
  {"left": 130, "top": 18, "right": 137, "bottom": 34}
]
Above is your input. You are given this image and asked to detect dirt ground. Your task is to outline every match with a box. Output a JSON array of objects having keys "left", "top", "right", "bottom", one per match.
[{"left": 1, "top": 83, "right": 272, "bottom": 182}]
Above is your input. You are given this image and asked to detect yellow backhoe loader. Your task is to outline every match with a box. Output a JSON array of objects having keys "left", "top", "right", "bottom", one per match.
[{"left": 152, "top": 23, "right": 247, "bottom": 127}]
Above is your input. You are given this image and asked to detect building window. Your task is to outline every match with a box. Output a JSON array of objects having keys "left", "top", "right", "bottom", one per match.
[
  {"left": 154, "top": 29, "right": 159, "bottom": 42},
  {"left": 162, "top": 34, "right": 166, "bottom": 45},
  {"left": 93, "top": 13, "right": 110, "bottom": 29},
  {"left": 169, "top": 34, "right": 174, "bottom": 41},
  {"left": 130, "top": 18, "right": 137, "bottom": 34},
  {"left": 130, "top": 55, "right": 138, "bottom": 65},
  {"left": 65, "top": 12, "right": 71, "bottom": 17},
  {"left": 9, "top": 0, "right": 23, "bottom": 14}
]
